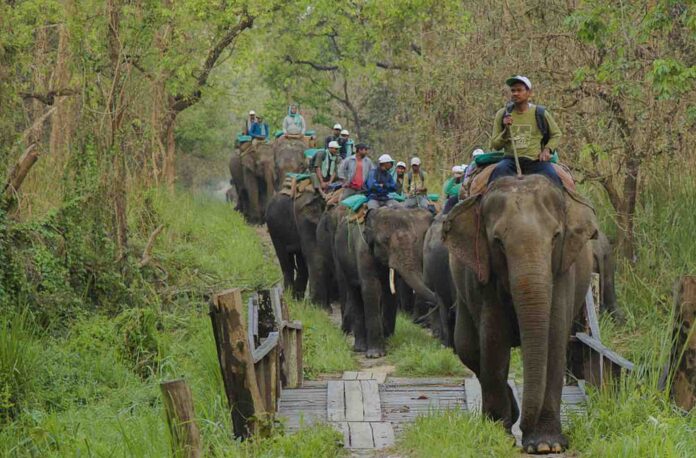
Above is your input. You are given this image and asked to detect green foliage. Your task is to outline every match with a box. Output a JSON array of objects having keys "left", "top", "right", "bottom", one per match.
[
  {"left": 114, "top": 307, "right": 164, "bottom": 379},
  {"left": 0, "top": 311, "right": 41, "bottom": 424},
  {"left": 387, "top": 315, "right": 468, "bottom": 377},
  {"left": 288, "top": 299, "right": 357, "bottom": 378},
  {"left": 397, "top": 410, "right": 516, "bottom": 458}
]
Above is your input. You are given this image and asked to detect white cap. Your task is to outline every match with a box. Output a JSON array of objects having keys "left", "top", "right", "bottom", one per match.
[
  {"left": 378, "top": 154, "right": 395, "bottom": 164},
  {"left": 249, "top": 110, "right": 256, "bottom": 115},
  {"left": 472, "top": 148, "right": 485, "bottom": 157},
  {"left": 505, "top": 75, "right": 532, "bottom": 90},
  {"left": 333, "top": 123, "right": 342, "bottom": 130},
  {"left": 410, "top": 157, "right": 421, "bottom": 166},
  {"left": 328, "top": 141, "right": 340, "bottom": 149},
  {"left": 396, "top": 161, "right": 406, "bottom": 168},
  {"left": 452, "top": 165, "right": 465, "bottom": 174},
  {"left": 340, "top": 129, "right": 349, "bottom": 136}
]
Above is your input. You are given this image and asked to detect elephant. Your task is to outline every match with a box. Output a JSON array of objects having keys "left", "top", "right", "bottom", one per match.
[
  {"left": 265, "top": 193, "right": 307, "bottom": 299},
  {"left": 334, "top": 207, "right": 438, "bottom": 358},
  {"left": 273, "top": 137, "right": 307, "bottom": 188},
  {"left": 592, "top": 231, "right": 622, "bottom": 319},
  {"left": 293, "top": 189, "right": 336, "bottom": 309},
  {"left": 443, "top": 175, "right": 598, "bottom": 454},
  {"left": 316, "top": 205, "right": 349, "bottom": 330},
  {"left": 423, "top": 213, "right": 455, "bottom": 347},
  {"left": 230, "top": 141, "right": 276, "bottom": 224}
]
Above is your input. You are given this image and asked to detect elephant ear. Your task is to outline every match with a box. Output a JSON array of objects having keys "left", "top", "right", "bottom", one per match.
[
  {"left": 561, "top": 190, "right": 599, "bottom": 273},
  {"left": 442, "top": 195, "right": 490, "bottom": 284}
]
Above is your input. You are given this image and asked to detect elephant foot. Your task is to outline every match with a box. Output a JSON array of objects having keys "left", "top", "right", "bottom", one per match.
[
  {"left": 522, "top": 432, "right": 567, "bottom": 454},
  {"left": 353, "top": 340, "right": 367, "bottom": 353},
  {"left": 366, "top": 348, "right": 386, "bottom": 358},
  {"left": 341, "top": 321, "right": 352, "bottom": 334}
]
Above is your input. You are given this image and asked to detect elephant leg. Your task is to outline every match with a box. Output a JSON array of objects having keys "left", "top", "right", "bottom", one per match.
[
  {"left": 524, "top": 274, "right": 575, "bottom": 453},
  {"left": 244, "top": 171, "right": 261, "bottom": 223},
  {"left": 438, "top": 298, "right": 453, "bottom": 348},
  {"left": 361, "top": 276, "right": 385, "bottom": 358},
  {"left": 273, "top": 245, "right": 295, "bottom": 295},
  {"left": 381, "top": 278, "right": 397, "bottom": 338},
  {"left": 348, "top": 285, "right": 367, "bottom": 352},
  {"left": 335, "top": 261, "right": 352, "bottom": 334},
  {"left": 479, "top": 303, "right": 517, "bottom": 431},
  {"left": 293, "top": 253, "right": 309, "bottom": 299}
]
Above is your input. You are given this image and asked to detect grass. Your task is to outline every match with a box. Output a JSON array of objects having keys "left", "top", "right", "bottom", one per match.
[
  {"left": 387, "top": 314, "right": 469, "bottom": 377},
  {"left": 287, "top": 298, "right": 358, "bottom": 378},
  {"left": 0, "top": 189, "right": 343, "bottom": 457}
]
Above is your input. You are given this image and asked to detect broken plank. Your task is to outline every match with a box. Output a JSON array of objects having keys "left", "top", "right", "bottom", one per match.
[
  {"left": 348, "top": 422, "right": 374, "bottom": 449},
  {"left": 361, "top": 380, "right": 381, "bottom": 421},
  {"left": 327, "top": 381, "right": 346, "bottom": 422},
  {"left": 357, "top": 372, "right": 373, "bottom": 380},
  {"left": 464, "top": 377, "right": 482, "bottom": 412},
  {"left": 342, "top": 371, "right": 358, "bottom": 380},
  {"left": 344, "top": 381, "right": 364, "bottom": 421},
  {"left": 371, "top": 422, "right": 395, "bottom": 449}
]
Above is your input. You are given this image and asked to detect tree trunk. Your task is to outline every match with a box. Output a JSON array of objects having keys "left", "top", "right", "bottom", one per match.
[
  {"left": 49, "top": 20, "right": 75, "bottom": 159},
  {"left": 617, "top": 155, "right": 640, "bottom": 262}
]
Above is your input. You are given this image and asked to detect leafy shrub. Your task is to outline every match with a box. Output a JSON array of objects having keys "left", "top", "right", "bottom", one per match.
[
  {"left": 114, "top": 307, "right": 164, "bottom": 379},
  {"left": 0, "top": 311, "right": 41, "bottom": 424}
]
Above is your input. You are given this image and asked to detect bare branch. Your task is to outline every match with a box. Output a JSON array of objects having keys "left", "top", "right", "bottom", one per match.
[
  {"left": 284, "top": 56, "right": 339, "bottom": 71},
  {"left": 20, "top": 89, "right": 78, "bottom": 105},
  {"left": 139, "top": 225, "right": 165, "bottom": 268}
]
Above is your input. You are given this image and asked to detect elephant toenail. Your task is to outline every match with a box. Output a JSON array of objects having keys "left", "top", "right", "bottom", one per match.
[
  {"left": 537, "top": 442, "right": 551, "bottom": 453},
  {"left": 526, "top": 446, "right": 535, "bottom": 453},
  {"left": 552, "top": 443, "right": 562, "bottom": 453}
]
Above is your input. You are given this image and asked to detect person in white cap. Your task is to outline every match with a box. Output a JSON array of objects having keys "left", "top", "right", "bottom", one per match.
[
  {"left": 338, "top": 129, "right": 353, "bottom": 158},
  {"left": 243, "top": 110, "right": 257, "bottom": 135},
  {"left": 404, "top": 157, "right": 429, "bottom": 209},
  {"left": 442, "top": 164, "right": 467, "bottom": 214},
  {"left": 312, "top": 141, "right": 342, "bottom": 191},
  {"left": 325, "top": 123, "right": 343, "bottom": 148},
  {"left": 489, "top": 75, "right": 563, "bottom": 187},
  {"left": 394, "top": 161, "right": 407, "bottom": 195},
  {"left": 464, "top": 148, "right": 485, "bottom": 179},
  {"left": 365, "top": 154, "right": 399, "bottom": 210}
]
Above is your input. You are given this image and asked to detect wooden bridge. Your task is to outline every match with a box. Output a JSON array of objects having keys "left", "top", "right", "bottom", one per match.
[
  {"left": 278, "top": 371, "right": 586, "bottom": 451},
  {"left": 197, "top": 281, "right": 632, "bottom": 454}
]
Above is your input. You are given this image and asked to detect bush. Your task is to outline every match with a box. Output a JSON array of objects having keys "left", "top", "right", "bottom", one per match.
[
  {"left": 114, "top": 307, "right": 164, "bottom": 379},
  {"left": 0, "top": 311, "right": 41, "bottom": 424}
]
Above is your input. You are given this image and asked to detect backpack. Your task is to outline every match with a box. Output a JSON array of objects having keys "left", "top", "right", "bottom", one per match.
[{"left": 503, "top": 103, "right": 551, "bottom": 148}]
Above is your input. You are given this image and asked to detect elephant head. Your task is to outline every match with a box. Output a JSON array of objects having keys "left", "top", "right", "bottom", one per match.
[
  {"left": 274, "top": 137, "right": 307, "bottom": 187},
  {"left": 443, "top": 175, "right": 597, "bottom": 434},
  {"left": 364, "top": 208, "right": 439, "bottom": 308}
]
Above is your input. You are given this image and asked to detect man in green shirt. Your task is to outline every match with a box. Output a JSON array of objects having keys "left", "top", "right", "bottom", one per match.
[{"left": 488, "top": 75, "right": 562, "bottom": 187}]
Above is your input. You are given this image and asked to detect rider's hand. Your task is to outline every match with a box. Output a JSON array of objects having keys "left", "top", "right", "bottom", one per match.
[
  {"left": 539, "top": 148, "right": 552, "bottom": 162},
  {"left": 503, "top": 114, "right": 513, "bottom": 127}
]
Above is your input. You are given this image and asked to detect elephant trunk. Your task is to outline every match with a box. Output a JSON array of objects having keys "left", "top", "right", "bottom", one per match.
[
  {"left": 395, "top": 267, "right": 438, "bottom": 307},
  {"left": 508, "top": 256, "right": 552, "bottom": 434},
  {"left": 264, "top": 162, "right": 276, "bottom": 195}
]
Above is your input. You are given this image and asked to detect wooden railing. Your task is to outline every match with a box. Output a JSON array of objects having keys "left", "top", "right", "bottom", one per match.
[
  {"left": 568, "top": 274, "right": 634, "bottom": 389},
  {"left": 209, "top": 285, "right": 303, "bottom": 438}
]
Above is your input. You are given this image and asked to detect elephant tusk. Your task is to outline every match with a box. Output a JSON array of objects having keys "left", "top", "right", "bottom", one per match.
[{"left": 389, "top": 268, "right": 397, "bottom": 295}]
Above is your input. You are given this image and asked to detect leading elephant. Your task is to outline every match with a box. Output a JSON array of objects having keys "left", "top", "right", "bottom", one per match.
[
  {"left": 334, "top": 207, "right": 438, "bottom": 358},
  {"left": 443, "top": 175, "right": 598, "bottom": 454},
  {"left": 266, "top": 193, "right": 308, "bottom": 298}
]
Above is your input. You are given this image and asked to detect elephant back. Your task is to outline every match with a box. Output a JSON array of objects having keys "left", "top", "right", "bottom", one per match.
[{"left": 274, "top": 137, "right": 307, "bottom": 179}]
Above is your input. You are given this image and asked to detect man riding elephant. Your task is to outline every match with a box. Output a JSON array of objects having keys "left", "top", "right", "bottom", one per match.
[
  {"left": 489, "top": 75, "right": 563, "bottom": 187},
  {"left": 283, "top": 104, "right": 306, "bottom": 136},
  {"left": 325, "top": 123, "right": 342, "bottom": 148},
  {"left": 338, "top": 143, "right": 373, "bottom": 199},
  {"left": 404, "top": 157, "right": 429, "bottom": 209},
  {"left": 366, "top": 154, "right": 399, "bottom": 210},
  {"left": 312, "top": 141, "right": 342, "bottom": 192}
]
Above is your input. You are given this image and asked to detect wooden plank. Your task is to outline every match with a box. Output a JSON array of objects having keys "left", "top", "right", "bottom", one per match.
[
  {"left": 333, "top": 422, "right": 350, "bottom": 448},
  {"left": 283, "top": 320, "right": 303, "bottom": 330},
  {"left": 271, "top": 287, "right": 283, "bottom": 329},
  {"left": 327, "top": 381, "right": 346, "bottom": 421},
  {"left": 371, "top": 422, "right": 395, "bottom": 449},
  {"left": 285, "top": 329, "right": 299, "bottom": 388},
  {"left": 361, "top": 380, "right": 381, "bottom": 421},
  {"left": 357, "top": 371, "right": 373, "bottom": 380},
  {"left": 348, "top": 422, "right": 374, "bottom": 449},
  {"left": 374, "top": 372, "right": 388, "bottom": 384},
  {"left": 295, "top": 328, "right": 303, "bottom": 388},
  {"left": 344, "top": 381, "right": 364, "bottom": 421},
  {"left": 252, "top": 332, "right": 279, "bottom": 363},
  {"left": 209, "top": 289, "right": 264, "bottom": 438},
  {"left": 464, "top": 377, "right": 482, "bottom": 412},
  {"left": 343, "top": 371, "right": 358, "bottom": 380},
  {"left": 575, "top": 332, "right": 634, "bottom": 371},
  {"left": 584, "top": 286, "right": 601, "bottom": 339}
]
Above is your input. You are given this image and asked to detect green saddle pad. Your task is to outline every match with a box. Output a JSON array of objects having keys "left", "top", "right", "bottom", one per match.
[
  {"left": 427, "top": 193, "right": 440, "bottom": 202},
  {"left": 388, "top": 192, "right": 406, "bottom": 202},
  {"left": 236, "top": 134, "right": 252, "bottom": 143},
  {"left": 286, "top": 172, "right": 312, "bottom": 181},
  {"left": 304, "top": 148, "right": 323, "bottom": 159},
  {"left": 305, "top": 130, "right": 316, "bottom": 137},
  {"left": 340, "top": 194, "right": 368, "bottom": 212},
  {"left": 274, "top": 130, "right": 284, "bottom": 138},
  {"left": 474, "top": 151, "right": 559, "bottom": 166}
]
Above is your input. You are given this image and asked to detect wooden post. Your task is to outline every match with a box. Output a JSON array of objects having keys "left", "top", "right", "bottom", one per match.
[
  {"left": 668, "top": 276, "right": 696, "bottom": 411},
  {"left": 160, "top": 380, "right": 201, "bottom": 458},
  {"left": 209, "top": 289, "right": 264, "bottom": 438}
]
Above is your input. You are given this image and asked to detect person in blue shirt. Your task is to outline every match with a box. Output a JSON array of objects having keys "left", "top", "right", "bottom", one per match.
[
  {"left": 366, "top": 154, "right": 399, "bottom": 210},
  {"left": 248, "top": 116, "right": 269, "bottom": 140}
]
